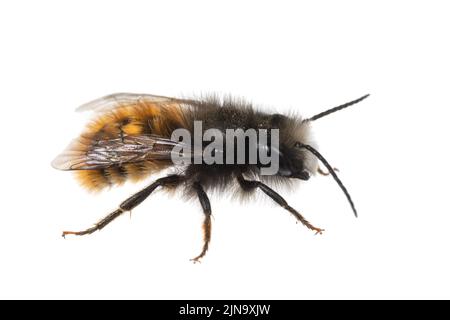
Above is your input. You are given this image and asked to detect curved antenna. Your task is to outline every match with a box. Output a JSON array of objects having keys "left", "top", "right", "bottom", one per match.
[
  {"left": 307, "top": 94, "right": 370, "bottom": 122},
  {"left": 295, "top": 142, "right": 358, "bottom": 217}
]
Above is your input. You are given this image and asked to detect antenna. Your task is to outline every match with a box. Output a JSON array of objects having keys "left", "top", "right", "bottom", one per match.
[{"left": 307, "top": 94, "right": 370, "bottom": 122}]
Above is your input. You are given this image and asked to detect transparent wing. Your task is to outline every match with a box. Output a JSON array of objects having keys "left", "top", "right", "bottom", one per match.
[
  {"left": 52, "top": 134, "right": 190, "bottom": 170},
  {"left": 76, "top": 92, "right": 184, "bottom": 113}
]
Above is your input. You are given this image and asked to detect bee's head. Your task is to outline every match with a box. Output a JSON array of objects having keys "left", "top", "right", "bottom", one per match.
[
  {"left": 270, "top": 114, "right": 318, "bottom": 180},
  {"left": 268, "top": 93, "right": 370, "bottom": 217}
]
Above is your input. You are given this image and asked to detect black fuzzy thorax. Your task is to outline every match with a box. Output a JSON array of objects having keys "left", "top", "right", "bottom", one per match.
[{"left": 179, "top": 96, "right": 308, "bottom": 193}]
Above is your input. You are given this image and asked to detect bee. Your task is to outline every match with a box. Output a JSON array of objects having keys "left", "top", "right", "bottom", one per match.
[{"left": 52, "top": 92, "right": 369, "bottom": 262}]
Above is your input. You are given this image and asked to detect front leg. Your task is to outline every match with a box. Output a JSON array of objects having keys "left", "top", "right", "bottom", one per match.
[
  {"left": 237, "top": 174, "right": 324, "bottom": 234},
  {"left": 318, "top": 166, "right": 339, "bottom": 176}
]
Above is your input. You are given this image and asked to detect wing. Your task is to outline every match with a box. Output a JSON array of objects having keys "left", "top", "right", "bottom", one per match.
[
  {"left": 52, "top": 134, "right": 190, "bottom": 170},
  {"left": 76, "top": 92, "right": 194, "bottom": 113}
]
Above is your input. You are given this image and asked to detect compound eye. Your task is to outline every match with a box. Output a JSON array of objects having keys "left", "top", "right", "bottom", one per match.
[{"left": 297, "top": 171, "right": 310, "bottom": 181}]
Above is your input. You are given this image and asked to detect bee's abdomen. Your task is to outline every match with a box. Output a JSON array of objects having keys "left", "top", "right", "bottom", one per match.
[
  {"left": 74, "top": 101, "right": 188, "bottom": 191},
  {"left": 75, "top": 162, "right": 170, "bottom": 191},
  {"left": 84, "top": 101, "right": 185, "bottom": 139}
]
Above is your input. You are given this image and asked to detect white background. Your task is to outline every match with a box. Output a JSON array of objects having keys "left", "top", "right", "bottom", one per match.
[{"left": 1, "top": 1, "right": 449, "bottom": 299}]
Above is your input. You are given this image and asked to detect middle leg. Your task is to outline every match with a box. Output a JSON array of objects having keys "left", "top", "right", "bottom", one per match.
[{"left": 190, "top": 182, "right": 212, "bottom": 263}]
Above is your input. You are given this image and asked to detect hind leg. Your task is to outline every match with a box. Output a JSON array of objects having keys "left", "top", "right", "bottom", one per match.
[{"left": 62, "top": 174, "right": 182, "bottom": 237}]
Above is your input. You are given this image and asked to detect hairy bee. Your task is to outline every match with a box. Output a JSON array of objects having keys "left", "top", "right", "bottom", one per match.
[{"left": 52, "top": 93, "right": 369, "bottom": 262}]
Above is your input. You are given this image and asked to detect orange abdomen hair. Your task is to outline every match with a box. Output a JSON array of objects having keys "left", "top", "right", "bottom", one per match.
[{"left": 75, "top": 100, "right": 189, "bottom": 191}]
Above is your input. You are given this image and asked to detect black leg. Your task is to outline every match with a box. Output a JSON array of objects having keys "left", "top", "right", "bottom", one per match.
[
  {"left": 62, "top": 174, "right": 182, "bottom": 237},
  {"left": 190, "top": 182, "right": 212, "bottom": 263},
  {"left": 237, "top": 174, "right": 324, "bottom": 234}
]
